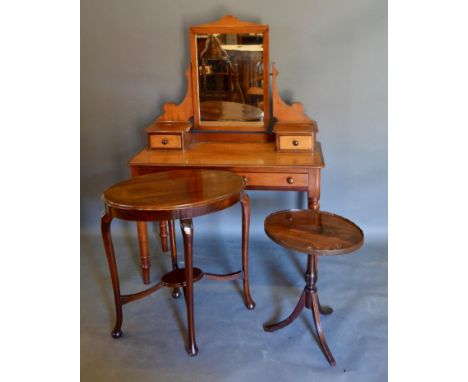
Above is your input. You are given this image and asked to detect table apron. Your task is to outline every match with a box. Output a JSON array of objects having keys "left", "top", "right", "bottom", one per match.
[{"left": 131, "top": 166, "right": 315, "bottom": 192}]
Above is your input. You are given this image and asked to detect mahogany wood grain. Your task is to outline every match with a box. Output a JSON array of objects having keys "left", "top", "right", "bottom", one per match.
[
  {"left": 240, "top": 192, "right": 255, "bottom": 309},
  {"left": 239, "top": 172, "right": 308, "bottom": 189},
  {"left": 180, "top": 219, "right": 198, "bottom": 356},
  {"left": 101, "top": 213, "right": 123, "bottom": 339},
  {"left": 101, "top": 170, "right": 254, "bottom": 356},
  {"left": 159, "top": 221, "right": 169, "bottom": 252},
  {"left": 130, "top": 142, "right": 323, "bottom": 277},
  {"left": 161, "top": 267, "right": 204, "bottom": 288},
  {"left": 129, "top": 141, "right": 325, "bottom": 170},
  {"left": 168, "top": 219, "right": 181, "bottom": 298},
  {"left": 264, "top": 210, "right": 364, "bottom": 256},
  {"left": 103, "top": 170, "right": 245, "bottom": 221},
  {"left": 129, "top": 15, "right": 325, "bottom": 289},
  {"left": 263, "top": 209, "right": 364, "bottom": 366},
  {"left": 136, "top": 221, "right": 150, "bottom": 284},
  {"left": 204, "top": 271, "right": 242, "bottom": 281}
]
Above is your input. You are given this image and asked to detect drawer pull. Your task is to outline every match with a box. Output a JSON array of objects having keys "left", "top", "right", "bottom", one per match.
[
  {"left": 161, "top": 139, "right": 168, "bottom": 145},
  {"left": 292, "top": 140, "right": 299, "bottom": 146},
  {"left": 287, "top": 177, "right": 294, "bottom": 184},
  {"left": 243, "top": 176, "right": 248, "bottom": 183}
]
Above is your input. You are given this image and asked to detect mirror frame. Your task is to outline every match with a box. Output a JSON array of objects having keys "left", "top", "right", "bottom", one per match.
[{"left": 190, "top": 15, "right": 269, "bottom": 132}]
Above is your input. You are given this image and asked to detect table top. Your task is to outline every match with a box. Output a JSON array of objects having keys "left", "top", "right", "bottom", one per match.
[
  {"left": 129, "top": 142, "right": 325, "bottom": 171},
  {"left": 102, "top": 170, "right": 245, "bottom": 219},
  {"left": 264, "top": 210, "right": 364, "bottom": 256}
]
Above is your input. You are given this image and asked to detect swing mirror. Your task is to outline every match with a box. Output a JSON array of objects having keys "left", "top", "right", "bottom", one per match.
[{"left": 190, "top": 16, "right": 270, "bottom": 131}]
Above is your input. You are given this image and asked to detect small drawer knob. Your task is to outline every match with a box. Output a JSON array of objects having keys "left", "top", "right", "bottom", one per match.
[
  {"left": 243, "top": 176, "right": 248, "bottom": 183},
  {"left": 161, "top": 139, "right": 168, "bottom": 145},
  {"left": 287, "top": 177, "right": 294, "bottom": 184},
  {"left": 292, "top": 140, "right": 299, "bottom": 146}
]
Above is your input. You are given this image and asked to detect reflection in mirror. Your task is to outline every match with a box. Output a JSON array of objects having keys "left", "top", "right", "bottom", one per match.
[{"left": 196, "top": 33, "right": 264, "bottom": 123}]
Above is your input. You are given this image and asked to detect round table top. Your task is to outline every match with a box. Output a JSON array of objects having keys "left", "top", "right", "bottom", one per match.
[
  {"left": 102, "top": 170, "right": 245, "bottom": 220},
  {"left": 200, "top": 101, "right": 264, "bottom": 121},
  {"left": 264, "top": 210, "right": 364, "bottom": 256}
]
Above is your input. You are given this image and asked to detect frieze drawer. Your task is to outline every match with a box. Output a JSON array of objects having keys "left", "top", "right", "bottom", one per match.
[{"left": 239, "top": 172, "right": 308, "bottom": 189}]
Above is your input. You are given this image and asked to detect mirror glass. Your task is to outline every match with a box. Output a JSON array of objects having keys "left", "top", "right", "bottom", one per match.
[{"left": 196, "top": 33, "right": 264, "bottom": 124}]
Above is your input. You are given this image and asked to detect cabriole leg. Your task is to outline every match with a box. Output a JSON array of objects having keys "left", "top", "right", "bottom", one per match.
[
  {"left": 240, "top": 192, "right": 255, "bottom": 309},
  {"left": 180, "top": 219, "right": 198, "bottom": 356},
  {"left": 101, "top": 212, "right": 123, "bottom": 338}
]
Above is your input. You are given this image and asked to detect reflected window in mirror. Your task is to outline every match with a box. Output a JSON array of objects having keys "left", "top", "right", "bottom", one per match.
[{"left": 196, "top": 33, "right": 264, "bottom": 124}]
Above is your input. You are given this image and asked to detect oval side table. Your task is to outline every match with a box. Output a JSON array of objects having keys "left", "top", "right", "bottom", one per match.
[
  {"left": 263, "top": 209, "right": 364, "bottom": 366},
  {"left": 101, "top": 169, "right": 255, "bottom": 356}
]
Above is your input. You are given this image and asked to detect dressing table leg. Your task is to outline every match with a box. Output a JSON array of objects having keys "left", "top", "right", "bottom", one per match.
[
  {"left": 137, "top": 221, "right": 151, "bottom": 284},
  {"left": 240, "top": 192, "right": 255, "bottom": 310},
  {"left": 159, "top": 221, "right": 169, "bottom": 252},
  {"left": 180, "top": 219, "right": 198, "bottom": 356},
  {"left": 308, "top": 168, "right": 321, "bottom": 211},
  {"left": 168, "top": 220, "right": 181, "bottom": 298}
]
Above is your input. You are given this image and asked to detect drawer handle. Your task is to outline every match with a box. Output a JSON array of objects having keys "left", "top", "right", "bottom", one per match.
[
  {"left": 287, "top": 177, "right": 294, "bottom": 184},
  {"left": 161, "top": 139, "right": 168, "bottom": 145},
  {"left": 292, "top": 140, "right": 299, "bottom": 146},
  {"left": 243, "top": 176, "right": 248, "bottom": 183}
]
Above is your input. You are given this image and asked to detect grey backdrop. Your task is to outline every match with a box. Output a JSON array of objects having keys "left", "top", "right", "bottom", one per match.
[{"left": 81, "top": 0, "right": 387, "bottom": 239}]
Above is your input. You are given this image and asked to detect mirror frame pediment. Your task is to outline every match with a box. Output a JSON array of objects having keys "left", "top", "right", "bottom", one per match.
[{"left": 190, "top": 15, "right": 270, "bottom": 132}]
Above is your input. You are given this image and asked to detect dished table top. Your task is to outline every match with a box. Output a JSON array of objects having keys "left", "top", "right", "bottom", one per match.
[{"left": 264, "top": 210, "right": 364, "bottom": 256}]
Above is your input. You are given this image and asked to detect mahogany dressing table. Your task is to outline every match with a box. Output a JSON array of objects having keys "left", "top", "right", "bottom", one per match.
[{"left": 128, "top": 15, "right": 325, "bottom": 283}]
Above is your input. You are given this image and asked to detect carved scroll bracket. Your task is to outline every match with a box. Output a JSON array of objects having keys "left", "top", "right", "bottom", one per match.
[
  {"left": 272, "top": 63, "right": 314, "bottom": 123},
  {"left": 156, "top": 66, "right": 194, "bottom": 123}
]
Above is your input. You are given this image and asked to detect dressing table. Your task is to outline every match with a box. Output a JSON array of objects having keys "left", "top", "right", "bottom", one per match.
[{"left": 128, "top": 15, "right": 325, "bottom": 283}]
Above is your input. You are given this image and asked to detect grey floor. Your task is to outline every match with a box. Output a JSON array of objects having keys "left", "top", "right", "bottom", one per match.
[{"left": 81, "top": 228, "right": 387, "bottom": 382}]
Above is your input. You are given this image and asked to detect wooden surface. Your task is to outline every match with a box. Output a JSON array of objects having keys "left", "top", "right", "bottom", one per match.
[
  {"left": 103, "top": 169, "right": 245, "bottom": 217},
  {"left": 263, "top": 210, "right": 364, "bottom": 366},
  {"left": 129, "top": 141, "right": 324, "bottom": 170},
  {"left": 273, "top": 122, "right": 318, "bottom": 134},
  {"left": 101, "top": 169, "right": 254, "bottom": 356},
  {"left": 149, "top": 134, "right": 182, "bottom": 149},
  {"left": 278, "top": 135, "right": 313, "bottom": 150},
  {"left": 145, "top": 121, "right": 192, "bottom": 133},
  {"left": 264, "top": 210, "right": 364, "bottom": 256},
  {"left": 200, "top": 101, "right": 263, "bottom": 121},
  {"left": 161, "top": 267, "right": 204, "bottom": 288}
]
